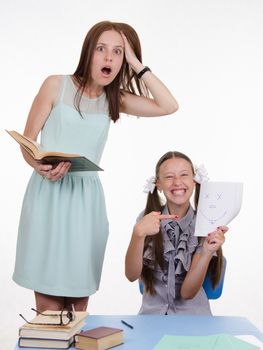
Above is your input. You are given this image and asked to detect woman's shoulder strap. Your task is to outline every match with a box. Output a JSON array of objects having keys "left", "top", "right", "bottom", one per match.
[{"left": 53, "top": 75, "right": 68, "bottom": 105}]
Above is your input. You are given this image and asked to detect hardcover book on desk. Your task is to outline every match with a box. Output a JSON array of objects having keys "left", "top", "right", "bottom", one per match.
[
  {"left": 18, "top": 336, "right": 74, "bottom": 349},
  {"left": 75, "top": 326, "right": 124, "bottom": 350}
]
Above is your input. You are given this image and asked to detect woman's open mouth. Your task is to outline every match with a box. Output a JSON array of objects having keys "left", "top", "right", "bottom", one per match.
[{"left": 101, "top": 66, "right": 112, "bottom": 76}]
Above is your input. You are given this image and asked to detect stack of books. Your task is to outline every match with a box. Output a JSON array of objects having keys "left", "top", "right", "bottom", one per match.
[{"left": 18, "top": 311, "right": 88, "bottom": 349}]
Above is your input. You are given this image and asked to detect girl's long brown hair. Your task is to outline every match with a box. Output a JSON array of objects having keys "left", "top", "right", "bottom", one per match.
[
  {"left": 141, "top": 151, "right": 223, "bottom": 295},
  {"left": 73, "top": 21, "right": 149, "bottom": 122}
]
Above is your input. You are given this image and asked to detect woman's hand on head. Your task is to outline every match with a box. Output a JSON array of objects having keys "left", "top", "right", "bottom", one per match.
[
  {"left": 120, "top": 32, "right": 143, "bottom": 72},
  {"left": 35, "top": 161, "right": 72, "bottom": 181},
  {"left": 203, "top": 226, "right": 228, "bottom": 254},
  {"left": 133, "top": 211, "right": 178, "bottom": 239}
]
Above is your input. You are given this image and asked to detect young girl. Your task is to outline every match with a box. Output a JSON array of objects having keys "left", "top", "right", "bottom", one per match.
[
  {"left": 12, "top": 21, "right": 178, "bottom": 312},
  {"left": 125, "top": 151, "right": 227, "bottom": 315}
]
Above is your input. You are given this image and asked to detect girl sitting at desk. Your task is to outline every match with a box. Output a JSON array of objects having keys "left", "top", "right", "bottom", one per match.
[{"left": 125, "top": 151, "right": 227, "bottom": 315}]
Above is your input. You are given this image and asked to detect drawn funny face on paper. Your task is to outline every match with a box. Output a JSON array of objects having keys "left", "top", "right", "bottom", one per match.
[
  {"left": 194, "top": 182, "right": 243, "bottom": 236},
  {"left": 199, "top": 189, "right": 227, "bottom": 225}
]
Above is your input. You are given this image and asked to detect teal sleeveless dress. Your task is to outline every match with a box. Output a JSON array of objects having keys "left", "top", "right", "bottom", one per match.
[{"left": 13, "top": 75, "right": 110, "bottom": 297}]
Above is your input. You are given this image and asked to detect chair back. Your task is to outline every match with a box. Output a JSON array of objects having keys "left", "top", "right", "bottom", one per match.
[{"left": 202, "top": 256, "right": 227, "bottom": 299}]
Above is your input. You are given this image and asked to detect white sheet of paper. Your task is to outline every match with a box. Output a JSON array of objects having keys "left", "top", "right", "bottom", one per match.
[
  {"left": 194, "top": 181, "right": 243, "bottom": 237},
  {"left": 236, "top": 335, "right": 263, "bottom": 349}
]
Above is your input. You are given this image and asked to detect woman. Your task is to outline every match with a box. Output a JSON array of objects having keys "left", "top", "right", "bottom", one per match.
[{"left": 12, "top": 21, "right": 178, "bottom": 312}]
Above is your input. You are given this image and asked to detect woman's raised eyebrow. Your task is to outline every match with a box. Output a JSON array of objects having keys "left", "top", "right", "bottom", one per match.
[{"left": 97, "top": 42, "right": 123, "bottom": 49}]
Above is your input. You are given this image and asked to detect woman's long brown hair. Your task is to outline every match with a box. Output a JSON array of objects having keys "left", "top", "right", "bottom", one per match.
[
  {"left": 73, "top": 21, "right": 149, "bottom": 122},
  {"left": 141, "top": 151, "right": 223, "bottom": 294}
]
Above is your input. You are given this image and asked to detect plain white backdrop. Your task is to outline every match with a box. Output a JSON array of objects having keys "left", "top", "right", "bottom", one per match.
[{"left": 1, "top": 0, "right": 263, "bottom": 348}]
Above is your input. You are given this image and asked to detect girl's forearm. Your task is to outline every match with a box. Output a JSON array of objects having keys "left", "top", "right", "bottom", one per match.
[
  {"left": 125, "top": 229, "right": 145, "bottom": 282},
  {"left": 181, "top": 252, "right": 212, "bottom": 299}
]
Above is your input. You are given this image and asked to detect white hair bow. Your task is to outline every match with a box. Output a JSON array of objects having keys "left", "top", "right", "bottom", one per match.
[
  {"left": 143, "top": 176, "right": 156, "bottom": 194},
  {"left": 194, "top": 164, "right": 209, "bottom": 184}
]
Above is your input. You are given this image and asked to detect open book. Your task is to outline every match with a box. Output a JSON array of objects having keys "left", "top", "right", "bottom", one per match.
[{"left": 6, "top": 130, "right": 103, "bottom": 172}]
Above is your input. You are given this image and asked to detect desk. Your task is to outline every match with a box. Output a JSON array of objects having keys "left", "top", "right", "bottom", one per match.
[{"left": 15, "top": 315, "right": 263, "bottom": 350}]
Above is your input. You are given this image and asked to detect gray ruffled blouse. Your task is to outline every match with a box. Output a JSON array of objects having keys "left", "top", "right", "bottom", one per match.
[{"left": 138, "top": 205, "right": 212, "bottom": 315}]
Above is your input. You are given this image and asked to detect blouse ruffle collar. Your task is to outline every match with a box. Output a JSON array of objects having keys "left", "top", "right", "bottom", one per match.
[
  {"left": 161, "top": 205, "right": 198, "bottom": 274},
  {"left": 143, "top": 205, "right": 199, "bottom": 300}
]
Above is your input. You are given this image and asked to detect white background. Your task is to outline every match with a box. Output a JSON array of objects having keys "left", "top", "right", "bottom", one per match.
[{"left": 0, "top": 0, "right": 262, "bottom": 348}]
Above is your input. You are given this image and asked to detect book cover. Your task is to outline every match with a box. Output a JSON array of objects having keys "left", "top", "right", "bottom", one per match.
[
  {"left": 18, "top": 335, "right": 75, "bottom": 349},
  {"left": 19, "top": 311, "right": 88, "bottom": 340},
  {"left": 75, "top": 326, "right": 124, "bottom": 350},
  {"left": 6, "top": 130, "right": 103, "bottom": 172}
]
